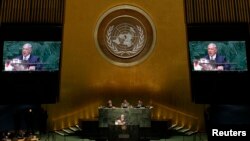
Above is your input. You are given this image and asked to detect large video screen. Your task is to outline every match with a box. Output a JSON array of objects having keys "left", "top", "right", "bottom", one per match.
[
  {"left": 0, "top": 25, "right": 62, "bottom": 104},
  {"left": 189, "top": 41, "right": 248, "bottom": 71},
  {"left": 3, "top": 41, "right": 61, "bottom": 72},
  {"left": 187, "top": 24, "right": 250, "bottom": 104}
]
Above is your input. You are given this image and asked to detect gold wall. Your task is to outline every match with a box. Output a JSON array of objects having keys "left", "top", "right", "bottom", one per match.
[{"left": 45, "top": 0, "right": 205, "bottom": 131}]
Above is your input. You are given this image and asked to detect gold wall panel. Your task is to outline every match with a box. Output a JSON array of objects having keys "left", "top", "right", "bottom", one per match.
[{"left": 45, "top": 0, "right": 205, "bottom": 131}]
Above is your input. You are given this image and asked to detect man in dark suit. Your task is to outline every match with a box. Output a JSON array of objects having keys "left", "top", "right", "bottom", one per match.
[
  {"left": 121, "top": 99, "right": 130, "bottom": 108},
  {"left": 204, "top": 43, "right": 230, "bottom": 70},
  {"left": 16, "top": 43, "right": 42, "bottom": 70},
  {"left": 136, "top": 99, "right": 144, "bottom": 108}
]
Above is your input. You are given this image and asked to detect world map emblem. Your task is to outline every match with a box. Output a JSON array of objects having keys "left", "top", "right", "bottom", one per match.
[
  {"left": 107, "top": 22, "right": 145, "bottom": 58},
  {"left": 95, "top": 5, "right": 156, "bottom": 66}
]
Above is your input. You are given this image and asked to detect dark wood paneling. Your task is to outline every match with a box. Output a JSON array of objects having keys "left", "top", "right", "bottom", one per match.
[
  {"left": 0, "top": 0, "right": 65, "bottom": 24},
  {"left": 185, "top": 0, "right": 250, "bottom": 23}
]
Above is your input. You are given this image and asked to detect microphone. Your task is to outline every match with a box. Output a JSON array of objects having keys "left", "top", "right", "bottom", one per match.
[{"left": 209, "top": 60, "right": 216, "bottom": 69}]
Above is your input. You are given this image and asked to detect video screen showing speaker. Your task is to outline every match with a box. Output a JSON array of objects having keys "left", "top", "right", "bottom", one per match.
[
  {"left": 3, "top": 41, "right": 61, "bottom": 72},
  {"left": 189, "top": 41, "right": 248, "bottom": 72},
  {"left": 187, "top": 24, "right": 250, "bottom": 104},
  {"left": 0, "top": 24, "right": 62, "bottom": 104}
]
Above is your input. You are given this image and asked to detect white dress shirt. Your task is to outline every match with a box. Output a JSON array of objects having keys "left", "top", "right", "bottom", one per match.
[
  {"left": 210, "top": 54, "right": 216, "bottom": 60},
  {"left": 23, "top": 54, "right": 30, "bottom": 61}
]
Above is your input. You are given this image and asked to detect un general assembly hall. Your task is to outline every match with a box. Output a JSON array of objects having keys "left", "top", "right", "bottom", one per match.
[{"left": 1, "top": 0, "right": 250, "bottom": 141}]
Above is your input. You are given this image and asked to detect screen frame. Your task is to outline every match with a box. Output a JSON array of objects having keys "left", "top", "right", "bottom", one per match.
[
  {"left": 0, "top": 24, "right": 63, "bottom": 104},
  {"left": 187, "top": 23, "right": 250, "bottom": 104}
]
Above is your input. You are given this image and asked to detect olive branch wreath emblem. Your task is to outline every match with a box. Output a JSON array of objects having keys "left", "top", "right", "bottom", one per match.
[{"left": 106, "top": 25, "right": 144, "bottom": 57}]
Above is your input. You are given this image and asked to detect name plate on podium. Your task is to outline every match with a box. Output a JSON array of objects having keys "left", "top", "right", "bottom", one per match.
[{"left": 108, "top": 125, "right": 139, "bottom": 141}]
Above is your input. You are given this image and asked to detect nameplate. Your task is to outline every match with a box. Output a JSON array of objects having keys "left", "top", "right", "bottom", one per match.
[{"left": 118, "top": 134, "right": 130, "bottom": 138}]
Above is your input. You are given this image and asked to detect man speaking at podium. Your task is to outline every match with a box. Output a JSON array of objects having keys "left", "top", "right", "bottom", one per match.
[
  {"left": 204, "top": 43, "right": 231, "bottom": 71},
  {"left": 15, "top": 43, "right": 42, "bottom": 71}
]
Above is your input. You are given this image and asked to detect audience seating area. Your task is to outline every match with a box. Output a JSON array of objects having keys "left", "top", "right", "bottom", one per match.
[{"left": 0, "top": 130, "right": 40, "bottom": 141}]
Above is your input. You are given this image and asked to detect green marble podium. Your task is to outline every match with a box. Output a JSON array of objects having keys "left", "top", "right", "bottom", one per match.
[{"left": 98, "top": 107, "right": 151, "bottom": 127}]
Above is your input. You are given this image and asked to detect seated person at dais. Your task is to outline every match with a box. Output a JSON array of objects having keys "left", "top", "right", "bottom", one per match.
[
  {"left": 121, "top": 99, "right": 130, "bottom": 108},
  {"left": 106, "top": 99, "right": 115, "bottom": 108},
  {"left": 136, "top": 99, "right": 144, "bottom": 108}
]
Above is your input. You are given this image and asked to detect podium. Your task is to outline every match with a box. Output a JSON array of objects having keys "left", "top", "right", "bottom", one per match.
[
  {"left": 108, "top": 125, "right": 139, "bottom": 141},
  {"left": 98, "top": 107, "right": 151, "bottom": 128},
  {"left": 4, "top": 59, "right": 45, "bottom": 71}
]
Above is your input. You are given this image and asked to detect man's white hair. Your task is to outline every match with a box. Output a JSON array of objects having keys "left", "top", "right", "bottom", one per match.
[
  {"left": 23, "top": 43, "right": 32, "bottom": 49},
  {"left": 208, "top": 43, "right": 217, "bottom": 48}
]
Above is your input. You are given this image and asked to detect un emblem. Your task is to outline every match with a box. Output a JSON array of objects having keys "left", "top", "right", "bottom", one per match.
[{"left": 95, "top": 5, "right": 156, "bottom": 66}]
